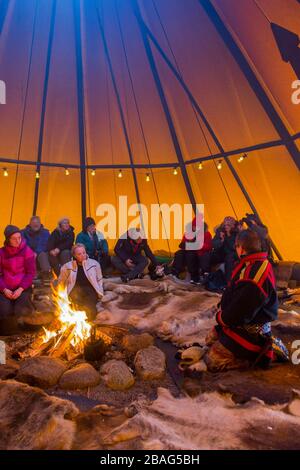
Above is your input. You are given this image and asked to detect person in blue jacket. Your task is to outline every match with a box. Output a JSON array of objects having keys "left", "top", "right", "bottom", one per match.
[
  {"left": 22, "top": 216, "right": 51, "bottom": 279},
  {"left": 76, "top": 217, "right": 110, "bottom": 274}
]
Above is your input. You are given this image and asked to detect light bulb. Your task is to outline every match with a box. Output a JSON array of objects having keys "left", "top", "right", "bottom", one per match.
[
  {"left": 217, "top": 160, "right": 222, "bottom": 171},
  {"left": 198, "top": 162, "right": 203, "bottom": 170},
  {"left": 146, "top": 173, "right": 150, "bottom": 182},
  {"left": 65, "top": 168, "right": 70, "bottom": 176},
  {"left": 3, "top": 168, "right": 8, "bottom": 177},
  {"left": 35, "top": 171, "right": 40, "bottom": 179},
  {"left": 91, "top": 169, "right": 96, "bottom": 176},
  {"left": 118, "top": 169, "right": 123, "bottom": 178},
  {"left": 173, "top": 167, "right": 178, "bottom": 176}
]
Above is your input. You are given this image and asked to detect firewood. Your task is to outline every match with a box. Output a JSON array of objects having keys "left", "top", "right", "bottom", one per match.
[{"left": 48, "top": 325, "right": 76, "bottom": 358}]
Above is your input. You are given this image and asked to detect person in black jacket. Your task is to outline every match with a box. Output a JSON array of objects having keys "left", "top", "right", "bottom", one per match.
[
  {"left": 112, "top": 228, "right": 161, "bottom": 282},
  {"left": 204, "top": 230, "right": 288, "bottom": 371},
  {"left": 47, "top": 217, "right": 74, "bottom": 275},
  {"left": 210, "top": 216, "right": 240, "bottom": 282}
]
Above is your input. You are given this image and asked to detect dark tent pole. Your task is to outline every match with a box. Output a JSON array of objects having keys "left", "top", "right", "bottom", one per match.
[
  {"left": 199, "top": 0, "right": 300, "bottom": 171},
  {"left": 137, "top": 15, "right": 277, "bottom": 208},
  {"left": 94, "top": 0, "right": 143, "bottom": 221},
  {"left": 0, "top": 0, "right": 9, "bottom": 35},
  {"left": 73, "top": 0, "right": 87, "bottom": 224},
  {"left": 135, "top": 9, "right": 282, "bottom": 259},
  {"left": 132, "top": 0, "right": 197, "bottom": 214},
  {"left": 33, "top": 0, "right": 57, "bottom": 216}
]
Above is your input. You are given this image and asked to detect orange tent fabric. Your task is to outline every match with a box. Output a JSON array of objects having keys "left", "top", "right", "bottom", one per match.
[{"left": 0, "top": 0, "right": 299, "bottom": 258}]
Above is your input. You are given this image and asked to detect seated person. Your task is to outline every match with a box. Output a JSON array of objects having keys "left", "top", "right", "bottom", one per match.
[
  {"left": 22, "top": 216, "right": 51, "bottom": 280},
  {"left": 241, "top": 213, "right": 272, "bottom": 259},
  {"left": 112, "top": 228, "right": 162, "bottom": 283},
  {"left": 55, "top": 243, "right": 103, "bottom": 321},
  {"left": 210, "top": 216, "right": 240, "bottom": 282},
  {"left": 0, "top": 225, "right": 36, "bottom": 320},
  {"left": 76, "top": 217, "right": 110, "bottom": 274},
  {"left": 47, "top": 217, "right": 74, "bottom": 275},
  {"left": 204, "top": 230, "right": 288, "bottom": 372},
  {"left": 172, "top": 217, "right": 212, "bottom": 284}
]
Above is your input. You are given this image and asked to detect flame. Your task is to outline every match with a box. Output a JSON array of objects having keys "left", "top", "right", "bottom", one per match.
[{"left": 42, "top": 284, "right": 92, "bottom": 350}]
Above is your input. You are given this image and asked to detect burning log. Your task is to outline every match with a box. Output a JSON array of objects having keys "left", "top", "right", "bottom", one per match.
[
  {"left": 16, "top": 285, "right": 118, "bottom": 360},
  {"left": 48, "top": 324, "right": 76, "bottom": 358}
]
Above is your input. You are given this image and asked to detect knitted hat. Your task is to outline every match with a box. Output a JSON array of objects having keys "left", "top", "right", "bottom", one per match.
[
  {"left": 4, "top": 225, "right": 21, "bottom": 240},
  {"left": 83, "top": 217, "right": 96, "bottom": 231}
]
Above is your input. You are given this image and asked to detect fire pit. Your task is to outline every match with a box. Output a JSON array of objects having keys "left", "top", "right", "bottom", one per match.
[{"left": 18, "top": 285, "right": 112, "bottom": 362}]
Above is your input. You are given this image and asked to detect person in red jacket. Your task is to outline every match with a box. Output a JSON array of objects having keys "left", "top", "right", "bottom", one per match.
[
  {"left": 172, "top": 216, "right": 212, "bottom": 285},
  {"left": 0, "top": 225, "right": 36, "bottom": 320}
]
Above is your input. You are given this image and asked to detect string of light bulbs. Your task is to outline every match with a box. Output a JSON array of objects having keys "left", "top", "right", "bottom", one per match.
[{"left": 1, "top": 153, "right": 248, "bottom": 180}]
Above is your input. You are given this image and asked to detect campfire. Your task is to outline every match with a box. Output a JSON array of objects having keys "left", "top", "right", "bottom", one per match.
[{"left": 21, "top": 285, "right": 112, "bottom": 361}]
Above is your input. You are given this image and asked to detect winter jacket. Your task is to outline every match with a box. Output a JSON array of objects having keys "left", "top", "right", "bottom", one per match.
[
  {"left": 76, "top": 231, "right": 108, "bottom": 260},
  {"left": 215, "top": 252, "right": 278, "bottom": 362},
  {"left": 47, "top": 227, "right": 75, "bottom": 252},
  {"left": 212, "top": 227, "right": 238, "bottom": 256},
  {"left": 96, "top": 231, "right": 109, "bottom": 255},
  {"left": 180, "top": 230, "right": 212, "bottom": 256},
  {"left": 76, "top": 231, "right": 99, "bottom": 259},
  {"left": 22, "top": 225, "right": 50, "bottom": 254},
  {"left": 57, "top": 258, "right": 103, "bottom": 298},
  {"left": 114, "top": 233, "right": 157, "bottom": 266},
  {"left": 0, "top": 239, "right": 36, "bottom": 291}
]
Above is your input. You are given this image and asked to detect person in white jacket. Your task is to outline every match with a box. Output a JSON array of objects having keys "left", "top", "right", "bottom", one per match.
[{"left": 56, "top": 243, "right": 104, "bottom": 320}]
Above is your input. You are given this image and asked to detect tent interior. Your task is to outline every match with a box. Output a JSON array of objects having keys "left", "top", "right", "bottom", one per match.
[
  {"left": 1, "top": 0, "right": 300, "bottom": 453},
  {"left": 0, "top": 0, "right": 299, "bottom": 259}
]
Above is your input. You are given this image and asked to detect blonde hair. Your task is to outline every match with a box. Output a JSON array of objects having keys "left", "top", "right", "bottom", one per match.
[{"left": 71, "top": 243, "right": 86, "bottom": 257}]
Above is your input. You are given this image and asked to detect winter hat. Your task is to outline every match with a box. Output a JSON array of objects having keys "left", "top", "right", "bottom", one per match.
[
  {"left": 4, "top": 225, "right": 21, "bottom": 241},
  {"left": 83, "top": 217, "right": 96, "bottom": 231},
  {"left": 58, "top": 217, "right": 70, "bottom": 227}
]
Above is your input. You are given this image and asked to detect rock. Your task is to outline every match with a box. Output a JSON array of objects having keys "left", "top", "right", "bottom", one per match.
[
  {"left": 19, "top": 312, "right": 54, "bottom": 326},
  {"left": 122, "top": 333, "right": 154, "bottom": 354},
  {"left": 0, "top": 359, "right": 20, "bottom": 380},
  {"left": 0, "top": 380, "right": 78, "bottom": 449},
  {"left": 105, "top": 350, "right": 125, "bottom": 361},
  {"left": 134, "top": 346, "right": 166, "bottom": 380},
  {"left": 59, "top": 363, "right": 100, "bottom": 390},
  {"left": 16, "top": 356, "right": 67, "bottom": 388},
  {"left": 100, "top": 360, "right": 135, "bottom": 390}
]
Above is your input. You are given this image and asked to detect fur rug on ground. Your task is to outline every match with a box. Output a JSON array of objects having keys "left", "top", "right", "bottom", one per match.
[
  {"left": 99, "top": 277, "right": 220, "bottom": 346},
  {"left": 2, "top": 381, "right": 300, "bottom": 450},
  {"left": 99, "top": 276, "right": 300, "bottom": 347},
  {"left": 0, "top": 380, "right": 78, "bottom": 450},
  {"left": 102, "top": 387, "right": 300, "bottom": 450}
]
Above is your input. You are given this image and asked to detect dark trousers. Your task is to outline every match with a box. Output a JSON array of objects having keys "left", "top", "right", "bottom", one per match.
[
  {"left": 111, "top": 254, "right": 148, "bottom": 280},
  {"left": 98, "top": 253, "right": 111, "bottom": 275},
  {"left": 0, "top": 289, "right": 34, "bottom": 319},
  {"left": 172, "top": 250, "right": 211, "bottom": 281},
  {"left": 69, "top": 286, "right": 98, "bottom": 321},
  {"left": 49, "top": 249, "right": 72, "bottom": 276},
  {"left": 210, "top": 250, "right": 238, "bottom": 282},
  {"left": 36, "top": 251, "right": 51, "bottom": 273}
]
